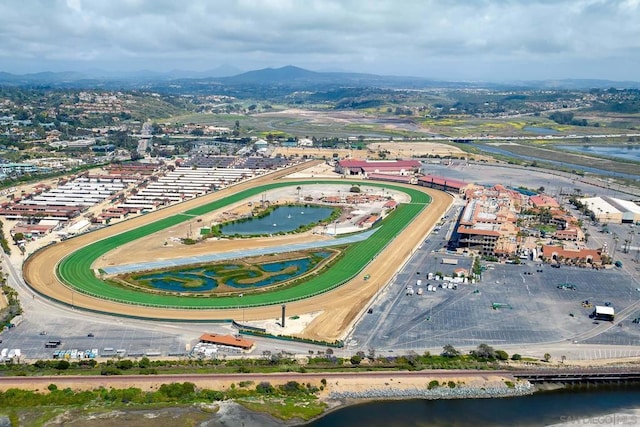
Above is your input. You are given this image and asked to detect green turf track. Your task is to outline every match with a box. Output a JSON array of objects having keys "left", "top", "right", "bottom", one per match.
[{"left": 57, "top": 181, "right": 431, "bottom": 309}]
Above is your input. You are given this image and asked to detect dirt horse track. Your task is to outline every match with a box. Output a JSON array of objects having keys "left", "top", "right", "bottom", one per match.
[{"left": 23, "top": 161, "right": 452, "bottom": 341}]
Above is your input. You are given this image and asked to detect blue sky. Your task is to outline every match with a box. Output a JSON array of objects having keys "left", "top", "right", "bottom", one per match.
[{"left": 2, "top": 0, "right": 640, "bottom": 81}]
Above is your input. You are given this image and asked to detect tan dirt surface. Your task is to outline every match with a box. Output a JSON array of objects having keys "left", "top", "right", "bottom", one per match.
[
  {"left": 272, "top": 141, "right": 470, "bottom": 160},
  {"left": 0, "top": 371, "right": 515, "bottom": 394},
  {"left": 23, "top": 160, "right": 452, "bottom": 341}
]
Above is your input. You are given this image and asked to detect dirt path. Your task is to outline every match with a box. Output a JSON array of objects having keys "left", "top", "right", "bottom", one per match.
[{"left": 22, "top": 161, "right": 452, "bottom": 341}]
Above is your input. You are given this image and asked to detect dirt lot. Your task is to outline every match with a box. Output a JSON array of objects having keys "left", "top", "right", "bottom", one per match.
[
  {"left": 23, "top": 160, "right": 452, "bottom": 341},
  {"left": 272, "top": 140, "right": 472, "bottom": 160}
]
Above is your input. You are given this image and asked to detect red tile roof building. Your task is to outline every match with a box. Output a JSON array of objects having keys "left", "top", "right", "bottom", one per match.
[
  {"left": 417, "top": 175, "right": 468, "bottom": 194},
  {"left": 456, "top": 185, "right": 525, "bottom": 256},
  {"left": 336, "top": 159, "right": 421, "bottom": 177},
  {"left": 199, "top": 333, "right": 255, "bottom": 350},
  {"left": 529, "top": 194, "right": 560, "bottom": 209},
  {"left": 541, "top": 245, "right": 603, "bottom": 266}
]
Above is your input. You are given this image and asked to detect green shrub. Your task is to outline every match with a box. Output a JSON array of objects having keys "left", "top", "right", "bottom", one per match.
[
  {"left": 495, "top": 350, "right": 509, "bottom": 361},
  {"left": 100, "top": 366, "right": 121, "bottom": 376},
  {"left": 34, "top": 360, "right": 48, "bottom": 369},
  {"left": 448, "top": 381, "right": 456, "bottom": 388},
  {"left": 55, "top": 360, "right": 70, "bottom": 370},
  {"left": 280, "top": 381, "right": 304, "bottom": 394},
  {"left": 138, "top": 357, "right": 150, "bottom": 369},
  {"left": 511, "top": 354, "right": 522, "bottom": 361},
  {"left": 115, "top": 360, "right": 134, "bottom": 370},
  {"left": 428, "top": 380, "right": 439, "bottom": 390},
  {"left": 201, "top": 389, "right": 225, "bottom": 401},
  {"left": 256, "top": 381, "right": 274, "bottom": 394},
  {"left": 158, "top": 382, "right": 195, "bottom": 399}
]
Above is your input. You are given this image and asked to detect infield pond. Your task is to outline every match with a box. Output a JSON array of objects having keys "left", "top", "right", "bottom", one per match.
[
  {"left": 128, "top": 205, "right": 338, "bottom": 293},
  {"left": 132, "top": 251, "right": 332, "bottom": 292},
  {"left": 220, "top": 205, "right": 334, "bottom": 235}
]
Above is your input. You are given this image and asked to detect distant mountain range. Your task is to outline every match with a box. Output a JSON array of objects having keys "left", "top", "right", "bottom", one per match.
[
  {"left": 1, "top": 65, "right": 639, "bottom": 90},
  {"left": 0, "top": 64, "right": 241, "bottom": 85}
]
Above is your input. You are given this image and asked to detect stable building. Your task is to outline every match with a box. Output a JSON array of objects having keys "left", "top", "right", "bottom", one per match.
[{"left": 417, "top": 175, "right": 468, "bottom": 194}]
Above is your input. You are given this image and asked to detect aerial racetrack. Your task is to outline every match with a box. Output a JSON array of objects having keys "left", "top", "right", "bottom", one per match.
[{"left": 23, "top": 162, "right": 452, "bottom": 340}]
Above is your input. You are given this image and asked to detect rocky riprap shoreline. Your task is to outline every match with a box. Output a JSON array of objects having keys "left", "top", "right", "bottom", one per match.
[{"left": 329, "top": 382, "right": 535, "bottom": 400}]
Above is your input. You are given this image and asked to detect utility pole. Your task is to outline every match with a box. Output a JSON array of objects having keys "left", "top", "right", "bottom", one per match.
[{"left": 622, "top": 231, "right": 633, "bottom": 254}]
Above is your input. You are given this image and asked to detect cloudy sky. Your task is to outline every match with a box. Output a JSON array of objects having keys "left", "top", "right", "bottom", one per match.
[{"left": 2, "top": 0, "right": 640, "bottom": 81}]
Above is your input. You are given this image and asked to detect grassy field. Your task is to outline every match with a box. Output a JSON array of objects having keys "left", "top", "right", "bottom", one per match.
[{"left": 57, "top": 181, "right": 430, "bottom": 309}]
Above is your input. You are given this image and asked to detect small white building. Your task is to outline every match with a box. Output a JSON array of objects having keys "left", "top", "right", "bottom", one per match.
[{"left": 298, "top": 137, "right": 313, "bottom": 147}]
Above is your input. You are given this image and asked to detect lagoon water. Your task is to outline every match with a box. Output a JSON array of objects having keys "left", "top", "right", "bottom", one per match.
[
  {"left": 474, "top": 144, "right": 640, "bottom": 179},
  {"left": 557, "top": 145, "right": 640, "bottom": 161},
  {"left": 304, "top": 384, "right": 640, "bottom": 427},
  {"left": 221, "top": 205, "right": 333, "bottom": 235},
  {"left": 136, "top": 252, "right": 330, "bottom": 292},
  {"left": 523, "top": 126, "right": 559, "bottom": 135}
]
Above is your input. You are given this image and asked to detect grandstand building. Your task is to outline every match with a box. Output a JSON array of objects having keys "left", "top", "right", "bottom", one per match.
[
  {"left": 335, "top": 159, "right": 421, "bottom": 177},
  {"left": 456, "top": 185, "right": 524, "bottom": 257}
]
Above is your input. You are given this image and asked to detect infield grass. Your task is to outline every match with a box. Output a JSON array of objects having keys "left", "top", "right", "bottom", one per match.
[{"left": 57, "top": 181, "right": 430, "bottom": 309}]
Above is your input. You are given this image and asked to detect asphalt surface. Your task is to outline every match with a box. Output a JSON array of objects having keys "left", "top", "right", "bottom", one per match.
[
  {"left": 348, "top": 162, "right": 640, "bottom": 358},
  {"left": 3, "top": 160, "right": 640, "bottom": 363}
]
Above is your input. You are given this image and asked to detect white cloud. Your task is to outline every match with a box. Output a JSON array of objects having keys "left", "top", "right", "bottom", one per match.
[{"left": 0, "top": 0, "right": 639, "bottom": 80}]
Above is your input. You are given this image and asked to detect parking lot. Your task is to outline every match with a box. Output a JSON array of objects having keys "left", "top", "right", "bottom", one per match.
[
  {"left": 0, "top": 315, "right": 190, "bottom": 360},
  {"left": 351, "top": 254, "right": 640, "bottom": 353},
  {"left": 347, "top": 160, "right": 640, "bottom": 355}
]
